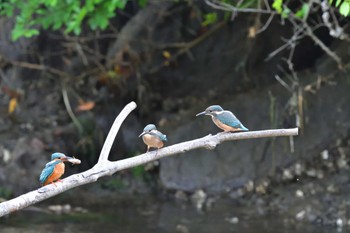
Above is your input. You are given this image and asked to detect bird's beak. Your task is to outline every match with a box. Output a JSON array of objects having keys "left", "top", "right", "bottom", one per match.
[
  {"left": 139, "top": 132, "right": 146, "bottom": 137},
  {"left": 196, "top": 111, "right": 206, "bottom": 117},
  {"left": 60, "top": 156, "right": 74, "bottom": 161}
]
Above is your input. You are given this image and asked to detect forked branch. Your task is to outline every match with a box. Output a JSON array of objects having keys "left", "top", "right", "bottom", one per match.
[{"left": 0, "top": 101, "right": 298, "bottom": 217}]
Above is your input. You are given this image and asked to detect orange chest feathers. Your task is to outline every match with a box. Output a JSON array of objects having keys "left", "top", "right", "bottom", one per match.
[
  {"left": 45, "top": 162, "right": 65, "bottom": 185},
  {"left": 142, "top": 134, "right": 164, "bottom": 148}
]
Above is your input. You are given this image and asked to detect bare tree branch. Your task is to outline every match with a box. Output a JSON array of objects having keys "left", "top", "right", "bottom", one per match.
[
  {"left": 0, "top": 101, "right": 298, "bottom": 217},
  {"left": 98, "top": 102, "right": 137, "bottom": 163}
]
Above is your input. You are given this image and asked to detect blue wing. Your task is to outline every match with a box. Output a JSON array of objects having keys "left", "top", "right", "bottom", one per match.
[
  {"left": 217, "top": 111, "right": 248, "bottom": 130},
  {"left": 150, "top": 130, "right": 168, "bottom": 141},
  {"left": 39, "top": 160, "right": 60, "bottom": 184}
]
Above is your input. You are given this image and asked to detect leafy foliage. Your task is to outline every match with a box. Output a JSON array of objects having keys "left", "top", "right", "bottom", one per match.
[
  {"left": 295, "top": 3, "right": 309, "bottom": 19},
  {"left": 0, "top": 0, "right": 148, "bottom": 40},
  {"left": 339, "top": 1, "right": 350, "bottom": 16},
  {"left": 329, "top": 0, "right": 350, "bottom": 16},
  {"left": 272, "top": 0, "right": 309, "bottom": 19},
  {"left": 272, "top": 0, "right": 283, "bottom": 14},
  {"left": 273, "top": 0, "right": 350, "bottom": 18}
]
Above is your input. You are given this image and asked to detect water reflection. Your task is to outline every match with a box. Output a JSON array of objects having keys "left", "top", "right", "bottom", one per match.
[{"left": 0, "top": 198, "right": 348, "bottom": 233}]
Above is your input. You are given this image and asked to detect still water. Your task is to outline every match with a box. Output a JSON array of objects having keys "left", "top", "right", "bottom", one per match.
[{"left": 0, "top": 197, "right": 348, "bottom": 233}]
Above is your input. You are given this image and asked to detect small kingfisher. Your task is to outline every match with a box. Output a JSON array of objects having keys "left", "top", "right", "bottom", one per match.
[
  {"left": 196, "top": 105, "right": 249, "bottom": 132},
  {"left": 139, "top": 124, "right": 167, "bottom": 152},
  {"left": 39, "top": 152, "right": 75, "bottom": 186}
]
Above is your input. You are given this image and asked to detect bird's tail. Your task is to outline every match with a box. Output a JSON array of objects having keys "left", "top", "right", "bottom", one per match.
[
  {"left": 240, "top": 125, "right": 249, "bottom": 131},
  {"left": 163, "top": 135, "right": 168, "bottom": 141}
]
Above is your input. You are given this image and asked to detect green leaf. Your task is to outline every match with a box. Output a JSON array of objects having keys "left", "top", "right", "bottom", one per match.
[
  {"left": 339, "top": 1, "right": 350, "bottom": 16},
  {"left": 202, "top": 12, "right": 218, "bottom": 26},
  {"left": 336, "top": 0, "right": 342, "bottom": 7},
  {"left": 272, "top": 0, "right": 283, "bottom": 14},
  {"left": 88, "top": 8, "right": 111, "bottom": 30},
  {"left": 65, "top": 21, "right": 79, "bottom": 34},
  {"left": 23, "top": 29, "right": 39, "bottom": 38},
  {"left": 295, "top": 3, "right": 309, "bottom": 19},
  {"left": 11, "top": 28, "right": 24, "bottom": 41},
  {"left": 0, "top": 3, "right": 15, "bottom": 17},
  {"left": 113, "top": 0, "right": 127, "bottom": 9},
  {"left": 48, "top": 0, "right": 58, "bottom": 7},
  {"left": 0, "top": 0, "right": 130, "bottom": 40},
  {"left": 77, "top": 7, "right": 88, "bottom": 22}
]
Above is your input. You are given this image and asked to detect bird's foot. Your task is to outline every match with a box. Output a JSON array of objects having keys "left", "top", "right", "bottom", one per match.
[
  {"left": 52, "top": 180, "right": 62, "bottom": 186},
  {"left": 232, "top": 130, "right": 246, "bottom": 133}
]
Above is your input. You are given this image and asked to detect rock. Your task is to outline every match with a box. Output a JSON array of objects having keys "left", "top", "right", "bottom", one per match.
[
  {"left": 283, "top": 169, "right": 294, "bottom": 181},
  {"left": 295, "top": 210, "right": 306, "bottom": 221},
  {"left": 225, "top": 216, "right": 239, "bottom": 224},
  {"left": 176, "top": 224, "right": 189, "bottom": 233},
  {"left": 321, "top": 150, "right": 329, "bottom": 160},
  {"left": 255, "top": 179, "right": 269, "bottom": 195},
  {"left": 190, "top": 189, "right": 207, "bottom": 211},
  {"left": 295, "top": 190, "right": 304, "bottom": 198}
]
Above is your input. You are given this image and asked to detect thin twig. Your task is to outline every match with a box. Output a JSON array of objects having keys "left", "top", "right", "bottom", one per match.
[
  {"left": 149, "top": 21, "right": 226, "bottom": 74},
  {"left": 205, "top": 0, "right": 276, "bottom": 14},
  {"left": 8, "top": 60, "right": 69, "bottom": 77},
  {"left": 265, "top": 26, "right": 305, "bottom": 61},
  {"left": 256, "top": 14, "right": 275, "bottom": 34},
  {"left": 301, "top": 19, "right": 342, "bottom": 66},
  {"left": 275, "top": 75, "right": 293, "bottom": 92},
  {"left": 61, "top": 86, "right": 83, "bottom": 135}
]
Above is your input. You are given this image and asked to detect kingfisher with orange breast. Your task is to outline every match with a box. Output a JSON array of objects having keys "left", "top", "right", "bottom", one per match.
[
  {"left": 39, "top": 152, "right": 80, "bottom": 186},
  {"left": 139, "top": 124, "right": 167, "bottom": 152},
  {"left": 196, "top": 105, "right": 248, "bottom": 132}
]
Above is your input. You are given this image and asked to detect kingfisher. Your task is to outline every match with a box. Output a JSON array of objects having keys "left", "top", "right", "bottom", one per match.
[
  {"left": 39, "top": 152, "right": 76, "bottom": 186},
  {"left": 139, "top": 124, "right": 167, "bottom": 152},
  {"left": 196, "top": 105, "right": 249, "bottom": 132}
]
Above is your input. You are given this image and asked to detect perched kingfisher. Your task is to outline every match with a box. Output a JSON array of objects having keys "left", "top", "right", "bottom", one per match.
[
  {"left": 196, "top": 105, "right": 249, "bottom": 132},
  {"left": 39, "top": 152, "right": 75, "bottom": 186},
  {"left": 139, "top": 124, "right": 167, "bottom": 152}
]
